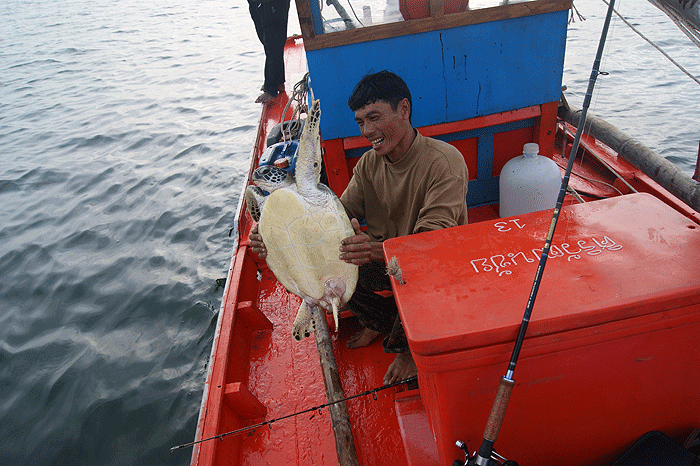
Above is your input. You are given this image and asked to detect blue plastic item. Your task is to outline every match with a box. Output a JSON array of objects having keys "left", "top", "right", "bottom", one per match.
[{"left": 258, "top": 141, "right": 299, "bottom": 176}]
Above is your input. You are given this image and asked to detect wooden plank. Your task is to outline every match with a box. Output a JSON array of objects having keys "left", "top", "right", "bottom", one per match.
[
  {"left": 295, "top": 0, "right": 316, "bottom": 41},
  {"left": 535, "top": 101, "right": 559, "bottom": 157},
  {"left": 306, "top": 12, "right": 567, "bottom": 140},
  {"left": 342, "top": 106, "right": 543, "bottom": 151},
  {"left": 192, "top": 245, "right": 249, "bottom": 466},
  {"left": 301, "top": 0, "right": 572, "bottom": 50},
  {"left": 430, "top": 0, "right": 445, "bottom": 19},
  {"left": 312, "top": 306, "right": 359, "bottom": 466}
]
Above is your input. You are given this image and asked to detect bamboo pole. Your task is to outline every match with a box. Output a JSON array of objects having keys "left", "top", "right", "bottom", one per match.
[
  {"left": 561, "top": 105, "right": 700, "bottom": 214},
  {"left": 312, "top": 306, "right": 359, "bottom": 466}
]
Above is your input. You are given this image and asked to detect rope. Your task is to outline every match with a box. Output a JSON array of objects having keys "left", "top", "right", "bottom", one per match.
[
  {"left": 280, "top": 73, "right": 310, "bottom": 142},
  {"left": 570, "top": 2, "right": 586, "bottom": 23},
  {"left": 344, "top": 0, "right": 365, "bottom": 27},
  {"left": 601, "top": 0, "right": 700, "bottom": 86},
  {"left": 567, "top": 185, "right": 587, "bottom": 203},
  {"left": 561, "top": 123, "right": 637, "bottom": 195},
  {"left": 555, "top": 161, "right": 625, "bottom": 196}
]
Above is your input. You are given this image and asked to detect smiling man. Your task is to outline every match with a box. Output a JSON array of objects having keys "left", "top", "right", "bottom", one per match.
[
  {"left": 337, "top": 71, "right": 469, "bottom": 384},
  {"left": 249, "top": 71, "right": 469, "bottom": 385}
]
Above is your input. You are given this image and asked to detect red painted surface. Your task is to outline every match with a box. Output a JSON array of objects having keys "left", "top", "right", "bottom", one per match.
[
  {"left": 191, "top": 37, "right": 418, "bottom": 466},
  {"left": 383, "top": 194, "right": 700, "bottom": 465},
  {"left": 330, "top": 103, "right": 557, "bottom": 191},
  {"left": 399, "top": 0, "right": 469, "bottom": 20},
  {"left": 191, "top": 34, "right": 700, "bottom": 466},
  {"left": 322, "top": 138, "right": 349, "bottom": 198},
  {"left": 341, "top": 105, "right": 544, "bottom": 151},
  {"left": 395, "top": 391, "right": 440, "bottom": 465}
]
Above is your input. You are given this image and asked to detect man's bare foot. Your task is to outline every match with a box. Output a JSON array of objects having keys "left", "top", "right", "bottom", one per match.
[
  {"left": 255, "top": 91, "right": 277, "bottom": 104},
  {"left": 383, "top": 351, "right": 417, "bottom": 385},
  {"left": 347, "top": 327, "right": 381, "bottom": 349}
]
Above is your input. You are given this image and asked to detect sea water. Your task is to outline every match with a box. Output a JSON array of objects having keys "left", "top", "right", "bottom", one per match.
[{"left": 0, "top": 0, "right": 698, "bottom": 464}]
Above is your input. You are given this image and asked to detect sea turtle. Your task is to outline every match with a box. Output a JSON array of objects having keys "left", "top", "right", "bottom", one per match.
[
  {"left": 254, "top": 99, "right": 358, "bottom": 340},
  {"left": 244, "top": 165, "right": 294, "bottom": 222}
]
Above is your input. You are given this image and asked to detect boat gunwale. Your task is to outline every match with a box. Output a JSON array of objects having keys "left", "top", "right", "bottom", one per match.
[
  {"left": 297, "top": 0, "right": 573, "bottom": 50},
  {"left": 190, "top": 18, "right": 700, "bottom": 462},
  {"left": 190, "top": 87, "right": 293, "bottom": 466}
]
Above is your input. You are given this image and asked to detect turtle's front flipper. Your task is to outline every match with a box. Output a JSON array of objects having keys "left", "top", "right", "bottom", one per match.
[
  {"left": 244, "top": 185, "right": 266, "bottom": 222},
  {"left": 292, "top": 300, "right": 316, "bottom": 341}
]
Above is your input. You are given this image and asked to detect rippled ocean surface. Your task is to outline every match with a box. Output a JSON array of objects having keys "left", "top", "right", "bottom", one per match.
[{"left": 0, "top": 0, "right": 698, "bottom": 464}]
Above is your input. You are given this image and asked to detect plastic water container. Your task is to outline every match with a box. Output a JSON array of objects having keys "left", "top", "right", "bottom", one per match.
[
  {"left": 363, "top": 5, "right": 373, "bottom": 25},
  {"left": 499, "top": 143, "right": 562, "bottom": 218},
  {"left": 383, "top": 0, "right": 403, "bottom": 22}
]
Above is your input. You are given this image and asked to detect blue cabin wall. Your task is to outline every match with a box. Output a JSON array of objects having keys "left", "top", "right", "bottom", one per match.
[{"left": 306, "top": 10, "right": 568, "bottom": 140}]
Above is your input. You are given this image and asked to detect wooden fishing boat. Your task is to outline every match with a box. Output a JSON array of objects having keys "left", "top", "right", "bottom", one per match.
[{"left": 187, "top": 0, "right": 700, "bottom": 464}]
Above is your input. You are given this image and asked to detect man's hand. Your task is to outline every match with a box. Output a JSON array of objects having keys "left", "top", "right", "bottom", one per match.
[
  {"left": 249, "top": 224, "right": 267, "bottom": 259},
  {"left": 339, "top": 218, "right": 384, "bottom": 265}
]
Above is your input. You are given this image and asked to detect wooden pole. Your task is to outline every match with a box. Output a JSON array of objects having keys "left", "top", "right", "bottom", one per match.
[
  {"left": 312, "top": 306, "right": 359, "bottom": 466},
  {"left": 561, "top": 105, "right": 700, "bottom": 214},
  {"left": 430, "top": 0, "right": 445, "bottom": 18}
]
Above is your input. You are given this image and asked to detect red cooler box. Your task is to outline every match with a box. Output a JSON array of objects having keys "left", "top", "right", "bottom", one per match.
[{"left": 383, "top": 193, "right": 700, "bottom": 465}]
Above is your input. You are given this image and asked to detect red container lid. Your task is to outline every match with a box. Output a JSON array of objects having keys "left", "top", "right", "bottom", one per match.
[
  {"left": 399, "top": 0, "right": 468, "bottom": 20},
  {"left": 383, "top": 193, "right": 700, "bottom": 357}
]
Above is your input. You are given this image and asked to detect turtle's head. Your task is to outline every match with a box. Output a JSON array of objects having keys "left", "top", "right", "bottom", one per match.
[
  {"left": 296, "top": 99, "right": 322, "bottom": 189},
  {"left": 252, "top": 165, "right": 294, "bottom": 192}
]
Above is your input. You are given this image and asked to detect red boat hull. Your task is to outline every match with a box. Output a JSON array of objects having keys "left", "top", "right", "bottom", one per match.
[{"left": 189, "top": 9, "right": 700, "bottom": 463}]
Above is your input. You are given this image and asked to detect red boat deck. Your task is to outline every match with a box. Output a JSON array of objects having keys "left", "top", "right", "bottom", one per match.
[
  {"left": 229, "top": 270, "right": 423, "bottom": 464},
  {"left": 191, "top": 37, "right": 439, "bottom": 466},
  {"left": 190, "top": 36, "right": 700, "bottom": 466}
]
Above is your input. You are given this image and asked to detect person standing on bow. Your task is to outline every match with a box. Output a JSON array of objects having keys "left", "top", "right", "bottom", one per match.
[
  {"left": 248, "top": 0, "right": 290, "bottom": 103},
  {"left": 250, "top": 71, "right": 469, "bottom": 385}
]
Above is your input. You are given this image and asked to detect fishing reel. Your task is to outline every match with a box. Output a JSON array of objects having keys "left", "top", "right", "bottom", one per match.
[{"left": 453, "top": 440, "right": 519, "bottom": 466}]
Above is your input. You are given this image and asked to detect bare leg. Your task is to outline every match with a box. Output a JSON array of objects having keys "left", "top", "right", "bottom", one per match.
[
  {"left": 383, "top": 351, "right": 417, "bottom": 385},
  {"left": 347, "top": 327, "right": 381, "bottom": 348}
]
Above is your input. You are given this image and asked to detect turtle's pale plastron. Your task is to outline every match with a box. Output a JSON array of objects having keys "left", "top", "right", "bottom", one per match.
[{"left": 251, "top": 100, "right": 358, "bottom": 340}]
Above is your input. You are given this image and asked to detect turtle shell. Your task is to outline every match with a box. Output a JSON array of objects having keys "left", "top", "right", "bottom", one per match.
[{"left": 259, "top": 183, "right": 357, "bottom": 308}]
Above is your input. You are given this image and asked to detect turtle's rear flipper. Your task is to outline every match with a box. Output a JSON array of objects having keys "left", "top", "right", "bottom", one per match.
[
  {"left": 292, "top": 301, "right": 316, "bottom": 341},
  {"left": 330, "top": 296, "right": 341, "bottom": 332}
]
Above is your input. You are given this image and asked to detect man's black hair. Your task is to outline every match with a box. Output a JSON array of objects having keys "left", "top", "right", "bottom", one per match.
[{"left": 348, "top": 70, "right": 412, "bottom": 121}]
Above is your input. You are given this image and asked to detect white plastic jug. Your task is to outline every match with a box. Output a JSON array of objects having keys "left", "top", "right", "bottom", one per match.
[{"left": 499, "top": 143, "right": 562, "bottom": 218}]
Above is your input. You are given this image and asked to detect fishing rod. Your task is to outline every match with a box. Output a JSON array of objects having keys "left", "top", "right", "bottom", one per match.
[
  {"left": 463, "top": 1, "right": 618, "bottom": 464},
  {"left": 170, "top": 375, "right": 417, "bottom": 453}
]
